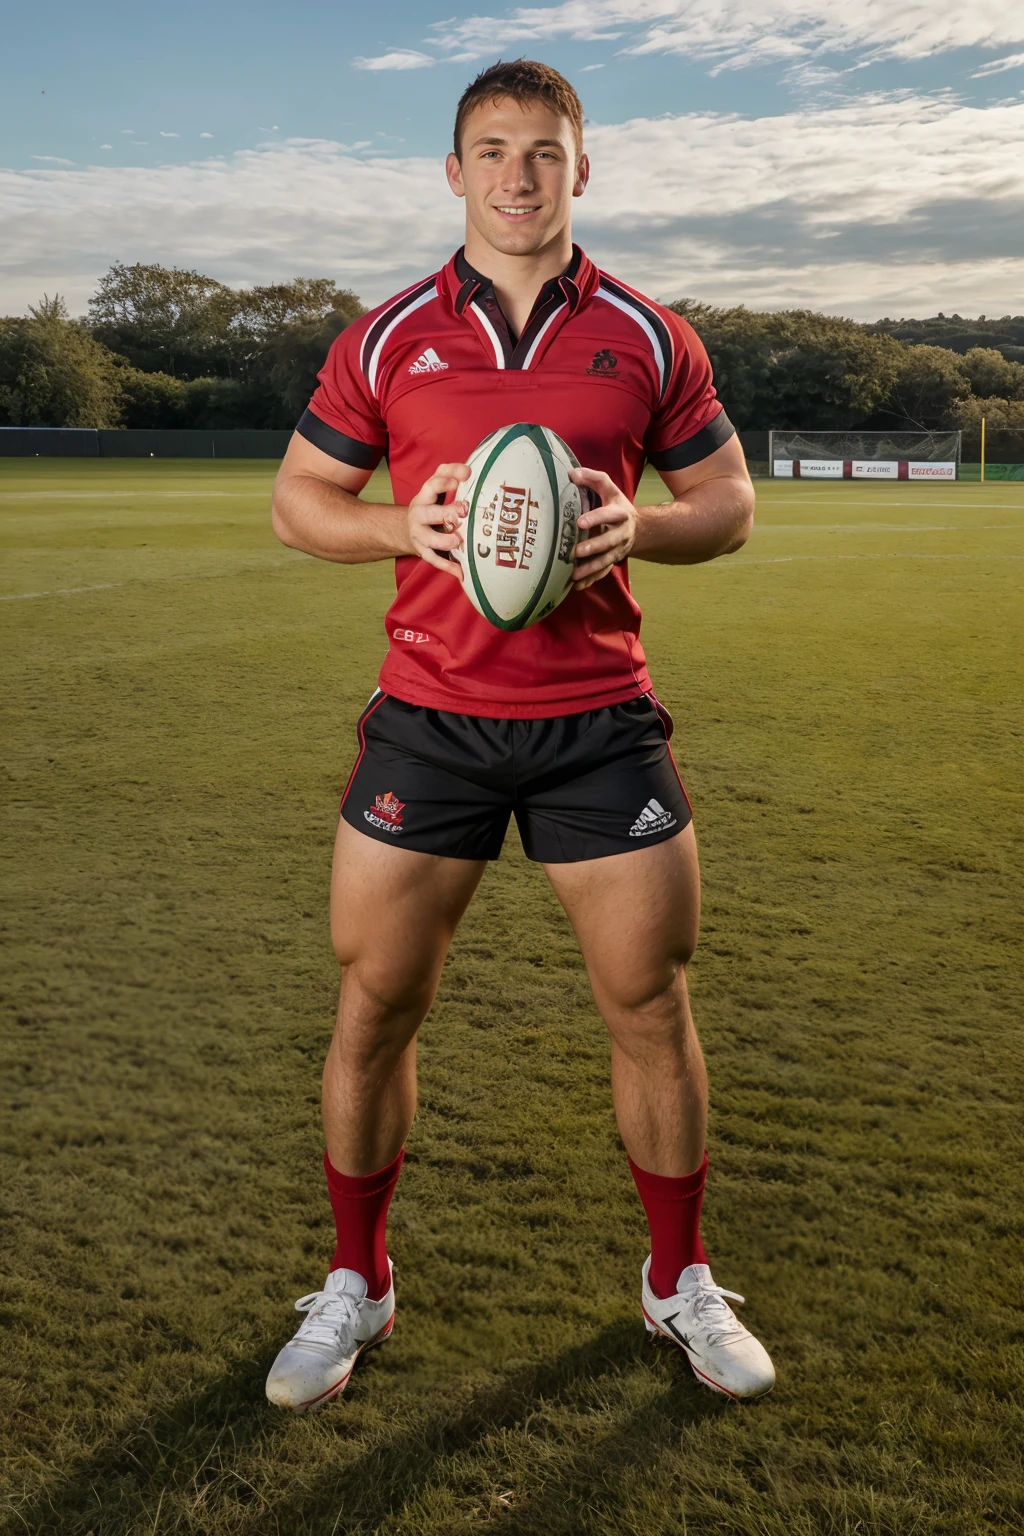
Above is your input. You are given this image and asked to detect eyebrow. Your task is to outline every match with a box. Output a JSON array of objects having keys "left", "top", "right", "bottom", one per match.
[{"left": 470, "top": 136, "right": 565, "bottom": 149}]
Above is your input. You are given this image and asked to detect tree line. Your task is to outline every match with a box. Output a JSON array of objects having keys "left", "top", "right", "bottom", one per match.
[{"left": 2, "top": 263, "right": 1023, "bottom": 456}]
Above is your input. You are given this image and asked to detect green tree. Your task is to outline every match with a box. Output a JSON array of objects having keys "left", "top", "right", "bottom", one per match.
[
  {"left": 255, "top": 306, "right": 363, "bottom": 423},
  {"left": 960, "top": 347, "right": 1024, "bottom": 401},
  {"left": 888, "top": 344, "right": 971, "bottom": 429},
  {"left": 671, "top": 303, "right": 902, "bottom": 430},
  {"left": 0, "top": 296, "right": 123, "bottom": 427},
  {"left": 89, "top": 263, "right": 238, "bottom": 379},
  {"left": 88, "top": 263, "right": 364, "bottom": 394}
]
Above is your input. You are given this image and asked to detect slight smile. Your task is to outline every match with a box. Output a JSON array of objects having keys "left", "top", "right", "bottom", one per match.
[{"left": 493, "top": 205, "right": 541, "bottom": 218}]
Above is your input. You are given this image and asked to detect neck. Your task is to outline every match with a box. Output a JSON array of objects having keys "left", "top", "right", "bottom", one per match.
[{"left": 463, "top": 225, "right": 573, "bottom": 336}]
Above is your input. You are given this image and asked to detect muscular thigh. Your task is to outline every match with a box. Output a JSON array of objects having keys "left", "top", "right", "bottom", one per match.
[
  {"left": 331, "top": 818, "right": 486, "bottom": 1001},
  {"left": 544, "top": 823, "right": 700, "bottom": 1012}
]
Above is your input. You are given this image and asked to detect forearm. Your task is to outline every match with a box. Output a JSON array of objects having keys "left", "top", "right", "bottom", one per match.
[
  {"left": 631, "top": 474, "right": 754, "bottom": 565},
  {"left": 271, "top": 472, "right": 414, "bottom": 564}
]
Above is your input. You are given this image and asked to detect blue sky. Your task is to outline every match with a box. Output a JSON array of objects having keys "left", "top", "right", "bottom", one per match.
[{"left": 2, "top": 0, "right": 1023, "bottom": 317}]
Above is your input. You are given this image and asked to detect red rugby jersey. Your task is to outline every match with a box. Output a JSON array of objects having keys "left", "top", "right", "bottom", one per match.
[{"left": 299, "top": 245, "right": 734, "bottom": 718}]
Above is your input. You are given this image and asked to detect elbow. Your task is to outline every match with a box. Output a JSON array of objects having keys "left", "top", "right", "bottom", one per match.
[
  {"left": 724, "top": 489, "right": 755, "bottom": 554},
  {"left": 271, "top": 495, "right": 299, "bottom": 551}
]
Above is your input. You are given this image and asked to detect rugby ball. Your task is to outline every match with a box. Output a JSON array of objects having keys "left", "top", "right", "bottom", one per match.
[{"left": 452, "top": 423, "right": 593, "bottom": 631}]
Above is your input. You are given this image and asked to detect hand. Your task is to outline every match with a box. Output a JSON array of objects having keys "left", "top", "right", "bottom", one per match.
[
  {"left": 407, "top": 462, "right": 471, "bottom": 580},
  {"left": 569, "top": 467, "right": 638, "bottom": 588}
]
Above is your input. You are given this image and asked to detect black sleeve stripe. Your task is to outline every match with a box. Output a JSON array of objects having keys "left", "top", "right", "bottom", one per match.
[
  {"left": 647, "top": 410, "right": 736, "bottom": 472},
  {"left": 296, "top": 409, "right": 384, "bottom": 470},
  {"left": 598, "top": 275, "right": 674, "bottom": 402}
]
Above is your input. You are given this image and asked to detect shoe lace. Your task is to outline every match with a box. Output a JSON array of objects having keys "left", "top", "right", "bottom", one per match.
[
  {"left": 292, "top": 1288, "right": 359, "bottom": 1350},
  {"left": 690, "top": 1282, "right": 747, "bottom": 1345}
]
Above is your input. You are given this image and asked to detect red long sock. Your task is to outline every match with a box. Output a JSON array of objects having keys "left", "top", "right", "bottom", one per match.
[
  {"left": 324, "top": 1147, "right": 404, "bottom": 1301},
  {"left": 628, "top": 1151, "right": 709, "bottom": 1300}
]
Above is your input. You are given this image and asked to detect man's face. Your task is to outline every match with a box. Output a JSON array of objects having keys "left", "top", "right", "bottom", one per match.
[{"left": 446, "top": 96, "right": 588, "bottom": 257}]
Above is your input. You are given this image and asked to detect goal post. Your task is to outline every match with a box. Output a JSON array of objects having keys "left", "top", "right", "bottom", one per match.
[{"left": 770, "top": 430, "right": 961, "bottom": 481}]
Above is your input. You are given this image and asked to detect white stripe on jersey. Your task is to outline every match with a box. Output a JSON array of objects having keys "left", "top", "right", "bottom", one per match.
[
  {"left": 595, "top": 288, "right": 667, "bottom": 397},
  {"left": 521, "top": 301, "right": 568, "bottom": 370},
  {"left": 470, "top": 301, "right": 507, "bottom": 369},
  {"left": 366, "top": 283, "right": 441, "bottom": 397}
]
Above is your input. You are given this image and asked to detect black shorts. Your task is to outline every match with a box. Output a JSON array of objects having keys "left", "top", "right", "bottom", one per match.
[{"left": 339, "top": 692, "right": 692, "bottom": 863}]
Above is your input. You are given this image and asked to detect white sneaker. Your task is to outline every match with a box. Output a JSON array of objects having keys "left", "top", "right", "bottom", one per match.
[
  {"left": 265, "top": 1263, "right": 395, "bottom": 1412},
  {"left": 641, "top": 1258, "right": 775, "bottom": 1400}
]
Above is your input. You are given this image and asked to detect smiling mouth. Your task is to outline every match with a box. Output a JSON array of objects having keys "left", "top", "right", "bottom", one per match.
[{"left": 494, "top": 205, "right": 540, "bottom": 217}]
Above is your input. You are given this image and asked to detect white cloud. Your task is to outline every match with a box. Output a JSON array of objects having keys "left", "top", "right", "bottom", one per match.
[
  {"left": 427, "top": 2, "right": 1024, "bottom": 74},
  {"left": 159, "top": 131, "right": 179, "bottom": 138},
  {"left": 352, "top": 140, "right": 373, "bottom": 148},
  {"left": 29, "top": 155, "right": 74, "bottom": 165},
  {"left": 200, "top": 132, "right": 214, "bottom": 139},
  {"left": 353, "top": 48, "right": 437, "bottom": 70},
  {"left": 579, "top": 63, "right": 605, "bottom": 71},
  {"left": 1, "top": 96, "right": 1022, "bottom": 320},
  {"left": 971, "top": 51, "right": 1024, "bottom": 78},
  {"left": 100, "top": 144, "right": 113, "bottom": 150},
  {"left": 120, "top": 129, "right": 134, "bottom": 135}
]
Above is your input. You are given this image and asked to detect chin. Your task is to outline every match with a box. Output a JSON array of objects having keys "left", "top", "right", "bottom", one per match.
[{"left": 485, "top": 223, "right": 554, "bottom": 256}]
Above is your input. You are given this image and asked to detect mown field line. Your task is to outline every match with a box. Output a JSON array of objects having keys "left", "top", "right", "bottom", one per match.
[
  {"left": 721, "top": 552, "right": 1024, "bottom": 567},
  {"left": 1, "top": 554, "right": 305, "bottom": 601}
]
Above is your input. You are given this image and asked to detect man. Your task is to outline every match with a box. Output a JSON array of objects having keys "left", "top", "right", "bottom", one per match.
[{"left": 266, "top": 58, "right": 774, "bottom": 1410}]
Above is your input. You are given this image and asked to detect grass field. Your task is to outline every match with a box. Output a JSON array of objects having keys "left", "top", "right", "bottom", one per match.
[{"left": 2, "top": 459, "right": 1022, "bottom": 1536}]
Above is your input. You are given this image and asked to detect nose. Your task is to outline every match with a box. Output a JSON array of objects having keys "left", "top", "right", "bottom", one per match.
[{"left": 501, "top": 156, "right": 535, "bottom": 194}]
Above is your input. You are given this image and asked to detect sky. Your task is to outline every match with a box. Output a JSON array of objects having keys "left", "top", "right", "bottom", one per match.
[{"left": 1, "top": 0, "right": 1023, "bottom": 320}]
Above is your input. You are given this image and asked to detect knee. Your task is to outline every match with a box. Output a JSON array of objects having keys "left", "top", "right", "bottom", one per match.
[{"left": 600, "top": 963, "right": 696, "bottom": 1060}]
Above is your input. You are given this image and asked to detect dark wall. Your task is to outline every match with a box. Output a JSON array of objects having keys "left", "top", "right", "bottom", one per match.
[{"left": 0, "top": 429, "right": 292, "bottom": 458}]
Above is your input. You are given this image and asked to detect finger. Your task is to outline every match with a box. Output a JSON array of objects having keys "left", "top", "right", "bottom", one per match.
[
  {"left": 578, "top": 500, "right": 629, "bottom": 530},
  {"left": 418, "top": 547, "right": 465, "bottom": 580},
  {"left": 441, "top": 500, "right": 469, "bottom": 532},
  {"left": 412, "top": 472, "right": 468, "bottom": 506},
  {"left": 432, "top": 461, "right": 471, "bottom": 480},
  {"left": 570, "top": 465, "right": 617, "bottom": 493},
  {"left": 568, "top": 549, "right": 617, "bottom": 577},
  {"left": 575, "top": 527, "right": 629, "bottom": 561},
  {"left": 418, "top": 528, "right": 464, "bottom": 553},
  {"left": 573, "top": 561, "right": 616, "bottom": 587}
]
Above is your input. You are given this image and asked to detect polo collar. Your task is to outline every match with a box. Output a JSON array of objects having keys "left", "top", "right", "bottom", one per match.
[{"left": 441, "top": 243, "right": 597, "bottom": 370}]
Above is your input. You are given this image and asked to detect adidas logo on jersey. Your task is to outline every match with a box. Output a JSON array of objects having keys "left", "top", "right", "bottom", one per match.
[
  {"left": 629, "top": 798, "right": 677, "bottom": 837},
  {"left": 408, "top": 347, "right": 449, "bottom": 374}
]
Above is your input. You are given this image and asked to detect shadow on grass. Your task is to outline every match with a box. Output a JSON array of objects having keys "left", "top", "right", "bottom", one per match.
[{"left": 8, "top": 1322, "right": 725, "bottom": 1535}]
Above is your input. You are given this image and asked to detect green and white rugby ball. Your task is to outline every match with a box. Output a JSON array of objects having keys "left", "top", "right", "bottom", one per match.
[{"left": 452, "top": 422, "right": 593, "bottom": 631}]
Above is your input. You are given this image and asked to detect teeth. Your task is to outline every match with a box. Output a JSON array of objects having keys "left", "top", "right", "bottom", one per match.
[{"left": 496, "top": 207, "right": 536, "bottom": 215}]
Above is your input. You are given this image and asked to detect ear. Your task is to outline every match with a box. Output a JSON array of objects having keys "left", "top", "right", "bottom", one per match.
[
  {"left": 573, "top": 153, "right": 590, "bottom": 199},
  {"left": 445, "top": 152, "right": 466, "bottom": 199}
]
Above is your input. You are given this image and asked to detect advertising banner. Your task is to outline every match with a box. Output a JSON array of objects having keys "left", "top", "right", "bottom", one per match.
[
  {"left": 796, "top": 460, "right": 844, "bottom": 478},
  {"left": 852, "top": 461, "right": 899, "bottom": 479},
  {"left": 907, "top": 462, "right": 956, "bottom": 479},
  {"left": 773, "top": 460, "right": 794, "bottom": 477}
]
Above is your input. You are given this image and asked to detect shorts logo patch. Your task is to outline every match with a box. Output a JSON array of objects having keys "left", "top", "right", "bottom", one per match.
[
  {"left": 629, "top": 797, "right": 676, "bottom": 837},
  {"left": 364, "top": 791, "right": 406, "bottom": 834}
]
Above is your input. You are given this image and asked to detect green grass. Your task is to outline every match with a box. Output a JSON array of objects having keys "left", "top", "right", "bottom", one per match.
[{"left": 2, "top": 459, "right": 1023, "bottom": 1536}]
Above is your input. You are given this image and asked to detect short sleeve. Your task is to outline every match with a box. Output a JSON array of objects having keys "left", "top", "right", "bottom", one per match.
[
  {"left": 296, "top": 322, "right": 388, "bottom": 470},
  {"left": 645, "top": 311, "right": 735, "bottom": 472}
]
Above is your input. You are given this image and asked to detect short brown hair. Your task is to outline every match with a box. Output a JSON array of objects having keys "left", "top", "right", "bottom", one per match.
[{"left": 454, "top": 59, "right": 584, "bottom": 159}]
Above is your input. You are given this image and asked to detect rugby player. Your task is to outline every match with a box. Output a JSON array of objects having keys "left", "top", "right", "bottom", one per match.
[{"left": 266, "top": 58, "right": 775, "bottom": 1409}]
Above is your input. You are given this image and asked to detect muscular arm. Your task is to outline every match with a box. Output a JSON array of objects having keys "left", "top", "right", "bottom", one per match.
[
  {"left": 569, "top": 434, "right": 754, "bottom": 587},
  {"left": 635, "top": 434, "right": 755, "bottom": 565},
  {"left": 271, "top": 432, "right": 469, "bottom": 577}
]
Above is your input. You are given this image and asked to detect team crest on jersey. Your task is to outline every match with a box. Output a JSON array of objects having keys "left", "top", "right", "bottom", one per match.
[
  {"left": 364, "top": 791, "right": 406, "bottom": 833},
  {"left": 587, "top": 348, "right": 619, "bottom": 377}
]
